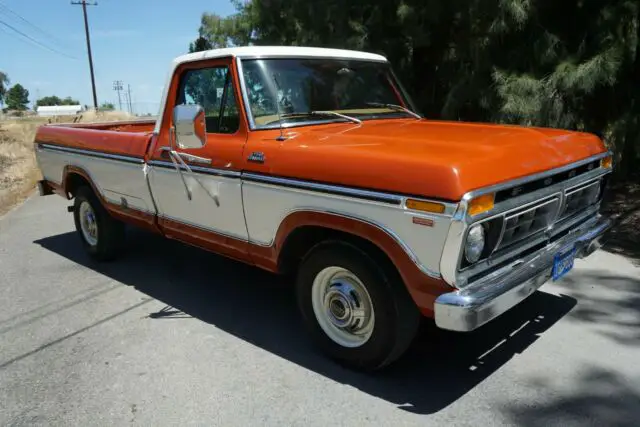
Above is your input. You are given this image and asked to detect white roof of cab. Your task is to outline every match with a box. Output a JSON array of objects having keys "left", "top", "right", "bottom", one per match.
[{"left": 173, "top": 46, "right": 388, "bottom": 66}]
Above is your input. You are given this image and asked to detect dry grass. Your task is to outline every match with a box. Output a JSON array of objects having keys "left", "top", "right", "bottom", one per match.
[{"left": 0, "top": 111, "right": 134, "bottom": 216}]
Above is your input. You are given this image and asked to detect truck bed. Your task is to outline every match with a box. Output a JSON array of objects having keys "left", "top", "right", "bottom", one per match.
[
  {"left": 35, "top": 119, "right": 158, "bottom": 226},
  {"left": 35, "top": 119, "right": 156, "bottom": 159}
]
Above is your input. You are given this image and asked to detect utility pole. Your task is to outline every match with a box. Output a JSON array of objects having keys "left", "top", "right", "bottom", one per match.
[
  {"left": 113, "top": 80, "right": 123, "bottom": 111},
  {"left": 122, "top": 91, "right": 130, "bottom": 114},
  {"left": 71, "top": 1, "right": 98, "bottom": 110},
  {"left": 127, "top": 84, "right": 133, "bottom": 115}
]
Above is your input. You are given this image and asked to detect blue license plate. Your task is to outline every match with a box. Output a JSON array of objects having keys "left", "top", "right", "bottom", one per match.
[{"left": 552, "top": 246, "right": 577, "bottom": 281}]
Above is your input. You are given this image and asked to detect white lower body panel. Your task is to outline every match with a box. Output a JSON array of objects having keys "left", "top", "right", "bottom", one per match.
[{"left": 242, "top": 181, "right": 450, "bottom": 277}]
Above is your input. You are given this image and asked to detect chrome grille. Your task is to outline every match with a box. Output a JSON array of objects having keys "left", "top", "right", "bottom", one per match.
[
  {"left": 496, "top": 197, "right": 560, "bottom": 251},
  {"left": 561, "top": 179, "right": 601, "bottom": 219},
  {"left": 456, "top": 158, "right": 611, "bottom": 285}
]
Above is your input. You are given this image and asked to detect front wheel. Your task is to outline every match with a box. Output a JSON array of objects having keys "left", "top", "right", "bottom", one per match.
[
  {"left": 296, "top": 241, "right": 420, "bottom": 371},
  {"left": 73, "top": 186, "right": 125, "bottom": 261}
]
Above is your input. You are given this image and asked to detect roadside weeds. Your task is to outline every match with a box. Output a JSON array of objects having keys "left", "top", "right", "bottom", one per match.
[
  {"left": 0, "top": 111, "right": 134, "bottom": 216},
  {"left": 0, "top": 120, "right": 41, "bottom": 216}
]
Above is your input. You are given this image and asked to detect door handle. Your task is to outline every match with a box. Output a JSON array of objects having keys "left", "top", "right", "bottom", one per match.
[
  {"left": 176, "top": 152, "right": 212, "bottom": 165},
  {"left": 158, "top": 147, "right": 211, "bottom": 165}
]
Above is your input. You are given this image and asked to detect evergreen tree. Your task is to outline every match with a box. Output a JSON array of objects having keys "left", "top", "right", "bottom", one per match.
[
  {"left": 190, "top": 0, "right": 640, "bottom": 179},
  {"left": 5, "top": 84, "right": 30, "bottom": 111}
]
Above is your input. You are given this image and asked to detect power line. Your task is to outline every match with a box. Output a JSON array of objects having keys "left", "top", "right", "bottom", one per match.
[
  {"left": 0, "top": 18, "right": 78, "bottom": 59},
  {"left": 0, "top": 1, "right": 71, "bottom": 50}
]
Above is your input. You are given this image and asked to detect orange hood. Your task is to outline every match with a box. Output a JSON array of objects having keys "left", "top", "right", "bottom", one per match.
[{"left": 267, "top": 119, "right": 607, "bottom": 201}]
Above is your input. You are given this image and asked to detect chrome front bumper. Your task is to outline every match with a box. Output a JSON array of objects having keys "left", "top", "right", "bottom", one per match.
[{"left": 434, "top": 214, "right": 612, "bottom": 332}]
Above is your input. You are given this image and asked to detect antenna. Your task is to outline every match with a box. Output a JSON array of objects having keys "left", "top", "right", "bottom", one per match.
[{"left": 271, "top": 73, "right": 287, "bottom": 141}]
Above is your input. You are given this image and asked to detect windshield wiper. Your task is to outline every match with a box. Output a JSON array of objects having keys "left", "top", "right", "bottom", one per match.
[
  {"left": 280, "top": 111, "right": 362, "bottom": 125},
  {"left": 365, "top": 102, "right": 421, "bottom": 119}
]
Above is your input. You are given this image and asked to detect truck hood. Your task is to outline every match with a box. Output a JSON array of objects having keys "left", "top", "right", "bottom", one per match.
[{"left": 272, "top": 119, "right": 607, "bottom": 201}]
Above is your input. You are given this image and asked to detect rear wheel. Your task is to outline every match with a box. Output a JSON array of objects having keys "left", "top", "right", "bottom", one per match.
[
  {"left": 73, "top": 186, "right": 125, "bottom": 261},
  {"left": 296, "top": 241, "right": 420, "bottom": 371}
]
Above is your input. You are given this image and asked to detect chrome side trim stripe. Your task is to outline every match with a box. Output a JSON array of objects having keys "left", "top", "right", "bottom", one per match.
[
  {"left": 147, "top": 160, "right": 242, "bottom": 178},
  {"left": 151, "top": 164, "right": 451, "bottom": 210},
  {"left": 38, "top": 142, "right": 447, "bottom": 209},
  {"left": 159, "top": 213, "right": 249, "bottom": 242},
  {"left": 37, "top": 143, "right": 144, "bottom": 164},
  {"left": 243, "top": 172, "right": 404, "bottom": 206},
  {"left": 108, "top": 203, "right": 154, "bottom": 215}
]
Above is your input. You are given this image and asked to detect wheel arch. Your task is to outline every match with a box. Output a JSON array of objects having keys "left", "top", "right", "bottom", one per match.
[
  {"left": 262, "top": 210, "right": 451, "bottom": 317},
  {"left": 62, "top": 165, "right": 101, "bottom": 200},
  {"left": 61, "top": 165, "right": 157, "bottom": 231},
  {"left": 278, "top": 225, "right": 398, "bottom": 280}
]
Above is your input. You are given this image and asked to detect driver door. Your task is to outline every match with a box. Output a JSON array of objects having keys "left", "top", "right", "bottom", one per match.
[{"left": 147, "top": 58, "right": 249, "bottom": 258}]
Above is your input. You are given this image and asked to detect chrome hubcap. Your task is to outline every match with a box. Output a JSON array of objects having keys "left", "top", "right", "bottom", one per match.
[
  {"left": 311, "top": 267, "right": 375, "bottom": 348},
  {"left": 79, "top": 201, "right": 98, "bottom": 246}
]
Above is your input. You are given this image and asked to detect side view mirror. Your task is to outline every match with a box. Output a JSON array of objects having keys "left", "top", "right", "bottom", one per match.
[{"left": 173, "top": 104, "right": 206, "bottom": 149}]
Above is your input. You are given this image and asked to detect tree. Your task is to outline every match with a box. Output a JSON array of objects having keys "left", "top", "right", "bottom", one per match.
[
  {"left": 100, "top": 102, "right": 115, "bottom": 110},
  {"left": 188, "top": 1, "right": 257, "bottom": 53},
  {"left": 0, "top": 71, "right": 9, "bottom": 107},
  {"left": 61, "top": 96, "right": 80, "bottom": 105},
  {"left": 191, "top": 0, "right": 640, "bottom": 179},
  {"left": 5, "top": 84, "right": 29, "bottom": 111},
  {"left": 189, "top": 36, "right": 212, "bottom": 53},
  {"left": 36, "top": 95, "right": 81, "bottom": 107}
]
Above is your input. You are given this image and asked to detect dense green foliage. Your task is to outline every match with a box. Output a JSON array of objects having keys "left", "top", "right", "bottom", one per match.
[
  {"left": 5, "top": 83, "right": 29, "bottom": 111},
  {"left": 191, "top": 0, "right": 639, "bottom": 179},
  {"left": 35, "top": 96, "right": 81, "bottom": 107},
  {"left": 100, "top": 102, "right": 115, "bottom": 110}
]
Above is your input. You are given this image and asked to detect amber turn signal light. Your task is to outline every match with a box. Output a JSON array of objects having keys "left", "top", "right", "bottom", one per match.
[
  {"left": 468, "top": 193, "right": 495, "bottom": 216},
  {"left": 601, "top": 155, "right": 613, "bottom": 169},
  {"left": 406, "top": 199, "right": 446, "bottom": 214}
]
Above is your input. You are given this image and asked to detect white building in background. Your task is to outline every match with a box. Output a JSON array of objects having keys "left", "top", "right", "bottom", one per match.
[{"left": 36, "top": 105, "right": 85, "bottom": 117}]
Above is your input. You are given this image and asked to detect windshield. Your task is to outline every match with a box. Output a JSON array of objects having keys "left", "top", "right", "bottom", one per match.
[{"left": 239, "top": 58, "right": 418, "bottom": 129}]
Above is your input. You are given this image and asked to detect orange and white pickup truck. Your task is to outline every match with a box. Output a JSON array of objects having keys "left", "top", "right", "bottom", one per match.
[{"left": 35, "top": 46, "right": 613, "bottom": 370}]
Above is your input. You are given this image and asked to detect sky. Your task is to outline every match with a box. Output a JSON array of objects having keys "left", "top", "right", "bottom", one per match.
[{"left": 0, "top": 0, "right": 237, "bottom": 114}]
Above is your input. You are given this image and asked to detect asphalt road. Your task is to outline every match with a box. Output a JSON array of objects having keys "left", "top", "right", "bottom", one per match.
[{"left": 1, "top": 195, "right": 639, "bottom": 426}]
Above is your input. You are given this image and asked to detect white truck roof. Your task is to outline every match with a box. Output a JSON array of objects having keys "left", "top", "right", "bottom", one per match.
[{"left": 173, "top": 46, "right": 387, "bottom": 66}]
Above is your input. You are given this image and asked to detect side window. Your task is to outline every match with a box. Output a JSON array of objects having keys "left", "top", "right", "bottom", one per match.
[{"left": 177, "top": 66, "right": 239, "bottom": 134}]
